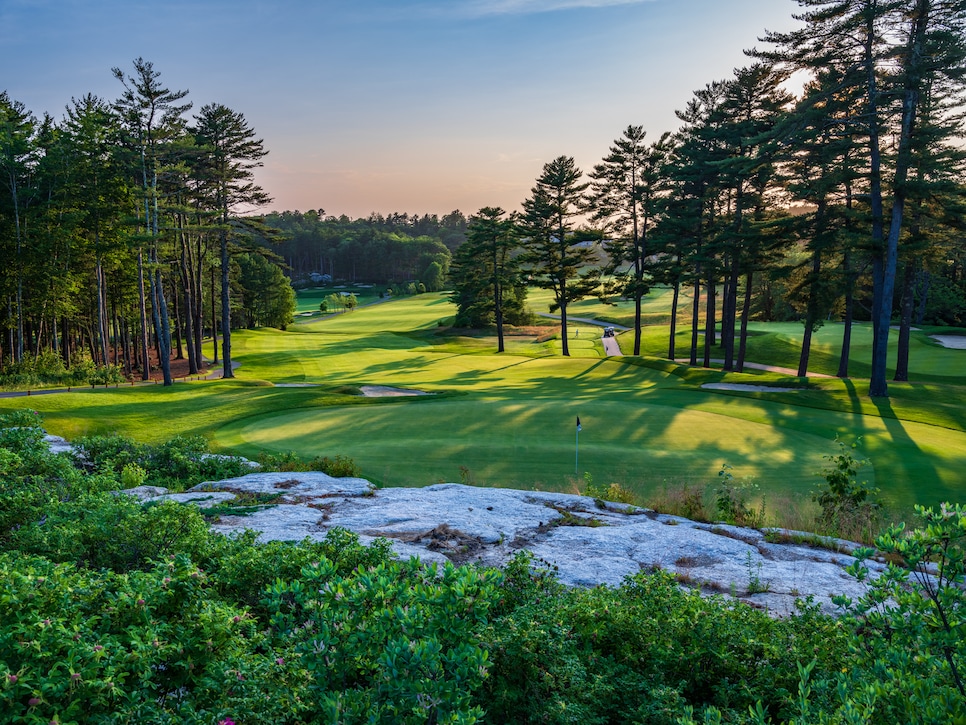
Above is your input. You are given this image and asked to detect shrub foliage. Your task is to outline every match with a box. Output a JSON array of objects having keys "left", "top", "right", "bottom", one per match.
[{"left": 1, "top": 412, "right": 963, "bottom": 722}]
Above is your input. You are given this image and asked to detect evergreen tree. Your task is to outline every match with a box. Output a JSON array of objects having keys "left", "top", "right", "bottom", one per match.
[
  {"left": 191, "top": 103, "right": 270, "bottom": 379},
  {"left": 113, "top": 58, "right": 192, "bottom": 385},
  {"left": 589, "top": 126, "right": 672, "bottom": 355},
  {"left": 449, "top": 207, "right": 526, "bottom": 351},
  {"left": 518, "top": 156, "right": 600, "bottom": 357}
]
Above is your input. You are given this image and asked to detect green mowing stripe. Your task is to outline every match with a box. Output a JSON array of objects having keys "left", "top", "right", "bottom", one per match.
[
  {"left": 4, "top": 292, "right": 964, "bottom": 515},
  {"left": 214, "top": 397, "right": 842, "bottom": 499}
]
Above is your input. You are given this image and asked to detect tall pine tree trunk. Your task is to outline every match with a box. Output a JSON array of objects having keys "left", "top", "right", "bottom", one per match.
[
  {"left": 703, "top": 276, "right": 715, "bottom": 368},
  {"left": 798, "top": 249, "right": 823, "bottom": 377},
  {"left": 137, "top": 248, "right": 151, "bottom": 380},
  {"left": 870, "top": 0, "right": 929, "bottom": 397},
  {"left": 736, "top": 270, "right": 753, "bottom": 373},
  {"left": 668, "top": 280, "right": 680, "bottom": 362},
  {"left": 837, "top": 251, "right": 855, "bottom": 379},
  {"left": 220, "top": 229, "right": 233, "bottom": 377},
  {"left": 894, "top": 261, "right": 917, "bottom": 382}
]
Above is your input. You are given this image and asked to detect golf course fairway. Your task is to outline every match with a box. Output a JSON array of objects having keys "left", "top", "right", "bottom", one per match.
[{"left": 4, "top": 292, "right": 964, "bottom": 514}]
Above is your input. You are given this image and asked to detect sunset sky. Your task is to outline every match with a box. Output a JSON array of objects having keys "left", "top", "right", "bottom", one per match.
[{"left": 2, "top": 0, "right": 801, "bottom": 218}]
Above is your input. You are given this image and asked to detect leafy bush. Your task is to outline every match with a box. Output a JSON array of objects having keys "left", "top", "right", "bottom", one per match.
[
  {"left": 582, "top": 472, "right": 636, "bottom": 505},
  {"left": 813, "top": 439, "right": 881, "bottom": 542},
  {"left": 714, "top": 465, "right": 765, "bottom": 528},
  {"left": 831, "top": 503, "right": 966, "bottom": 723},
  {"left": 265, "top": 557, "right": 500, "bottom": 723},
  {"left": 310, "top": 454, "right": 361, "bottom": 477},
  {"left": 0, "top": 352, "right": 126, "bottom": 389},
  {"left": 482, "top": 565, "right": 847, "bottom": 724},
  {"left": 0, "top": 552, "right": 301, "bottom": 724},
  {"left": 9, "top": 493, "right": 213, "bottom": 572},
  {"left": 75, "top": 433, "right": 253, "bottom": 492},
  {"left": 256, "top": 450, "right": 311, "bottom": 472}
]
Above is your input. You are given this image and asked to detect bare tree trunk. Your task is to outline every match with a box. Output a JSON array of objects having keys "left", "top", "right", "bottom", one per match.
[
  {"left": 137, "top": 248, "right": 151, "bottom": 380},
  {"left": 689, "top": 274, "right": 701, "bottom": 366},
  {"left": 703, "top": 276, "right": 715, "bottom": 368},
  {"left": 736, "top": 270, "right": 753, "bottom": 373},
  {"left": 894, "top": 261, "right": 917, "bottom": 382},
  {"left": 668, "top": 280, "right": 680, "bottom": 362}
]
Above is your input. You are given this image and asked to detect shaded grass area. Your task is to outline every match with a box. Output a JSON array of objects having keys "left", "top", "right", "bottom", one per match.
[
  {"left": 293, "top": 285, "right": 383, "bottom": 315},
  {"left": 3, "top": 292, "right": 964, "bottom": 514}
]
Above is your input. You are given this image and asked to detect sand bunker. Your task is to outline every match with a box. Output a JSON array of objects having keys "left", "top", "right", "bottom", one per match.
[
  {"left": 930, "top": 335, "right": 966, "bottom": 350},
  {"left": 360, "top": 385, "right": 429, "bottom": 397},
  {"left": 702, "top": 383, "right": 801, "bottom": 393}
]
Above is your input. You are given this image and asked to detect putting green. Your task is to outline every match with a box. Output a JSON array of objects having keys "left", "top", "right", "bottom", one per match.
[{"left": 214, "top": 396, "right": 842, "bottom": 497}]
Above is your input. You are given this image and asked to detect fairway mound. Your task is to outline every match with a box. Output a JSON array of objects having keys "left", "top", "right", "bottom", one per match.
[
  {"left": 359, "top": 385, "right": 429, "bottom": 397},
  {"left": 130, "top": 474, "right": 890, "bottom": 616},
  {"left": 702, "top": 383, "right": 803, "bottom": 393},
  {"left": 930, "top": 334, "right": 966, "bottom": 349}
]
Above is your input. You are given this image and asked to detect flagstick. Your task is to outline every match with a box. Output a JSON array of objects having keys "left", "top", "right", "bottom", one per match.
[{"left": 575, "top": 423, "right": 579, "bottom": 475}]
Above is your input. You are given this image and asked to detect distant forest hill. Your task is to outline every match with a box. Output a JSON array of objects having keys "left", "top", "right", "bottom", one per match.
[{"left": 263, "top": 210, "right": 467, "bottom": 289}]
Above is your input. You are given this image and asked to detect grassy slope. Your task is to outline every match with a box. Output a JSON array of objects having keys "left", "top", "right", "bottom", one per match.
[{"left": 3, "top": 291, "right": 964, "bottom": 513}]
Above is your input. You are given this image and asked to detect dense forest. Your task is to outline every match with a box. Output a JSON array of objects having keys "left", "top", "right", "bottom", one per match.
[
  {"left": 0, "top": 59, "right": 291, "bottom": 387},
  {"left": 3, "top": 1, "right": 966, "bottom": 399},
  {"left": 264, "top": 210, "right": 465, "bottom": 287}
]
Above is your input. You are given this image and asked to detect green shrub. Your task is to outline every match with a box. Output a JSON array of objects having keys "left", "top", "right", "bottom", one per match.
[
  {"left": 310, "top": 453, "right": 361, "bottom": 477},
  {"left": 120, "top": 462, "right": 147, "bottom": 488},
  {"left": 256, "top": 450, "right": 311, "bottom": 472},
  {"left": 0, "top": 552, "right": 301, "bottom": 724},
  {"left": 813, "top": 439, "right": 881, "bottom": 542},
  {"left": 265, "top": 556, "right": 500, "bottom": 723},
  {"left": 202, "top": 527, "right": 394, "bottom": 616},
  {"left": 9, "top": 493, "right": 212, "bottom": 572},
  {"left": 831, "top": 503, "right": 966, "bottom": 723},
  {"left": 714, "top": 464, "right": 765, "bottom": 528},
  {"left": 75, "top": 433, "right": 253, "bottom": 492},
  {"left": 482, "top": 568, "right": 847, "bottom": 723}
]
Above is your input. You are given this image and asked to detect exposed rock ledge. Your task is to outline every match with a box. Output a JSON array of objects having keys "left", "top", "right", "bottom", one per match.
[{"left": 124, "top": 471, "right": 887, "bottom": 617}]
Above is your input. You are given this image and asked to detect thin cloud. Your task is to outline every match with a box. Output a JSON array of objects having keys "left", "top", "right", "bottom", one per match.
[{"left": 457, "top": 0, "right": 655, "bottom": 17}]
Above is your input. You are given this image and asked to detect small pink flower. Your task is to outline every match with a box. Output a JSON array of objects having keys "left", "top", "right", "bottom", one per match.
[
  {"left": 28, "top": 697, "right": 40, "bottom": 706},
  {"left": 218, "top": 719, "right": 236, "bottom": 725},
  {"left": 275, "top": 657, "right": 284, "bottom": 666},
  {"left": 6, "top": 674, "right": 16, "bottom": 684}
]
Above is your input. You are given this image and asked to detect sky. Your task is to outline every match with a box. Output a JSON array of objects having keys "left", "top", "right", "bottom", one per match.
[{"left": 1, "top": 0, "right": 802, "bottom": 219}]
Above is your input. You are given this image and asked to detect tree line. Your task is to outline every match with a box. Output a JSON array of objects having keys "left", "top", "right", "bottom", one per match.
[
  {"left": 262, "top": 209, "right": 464, "bottom": 291},
  {"left": 451, "top": 0, "right": 966, "bottom": 397},
  {"left": 0, "top": 58, "right": 291, "bottom": 386}
]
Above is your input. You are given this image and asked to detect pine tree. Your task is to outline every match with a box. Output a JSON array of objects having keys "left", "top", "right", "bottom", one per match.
[
  {"left": 519, "top": 157, "right": 600, "bottom": 357},
  {"left": 589, "top": 126, "right": 672, "bottom": 356},
  {"left": 191, "top": 103, "right": 270, "bottom": 379}
]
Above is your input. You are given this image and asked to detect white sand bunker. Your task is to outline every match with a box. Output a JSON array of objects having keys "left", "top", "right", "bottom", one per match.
[
  {"left": 930, "top": 335, "right": 966, "bottom": 349},
  {"left": 360, "top": 385, "right": 429, "bottom": 397},
  {"left": 702, "top": 383, "right": 802, "bottom": 393}
]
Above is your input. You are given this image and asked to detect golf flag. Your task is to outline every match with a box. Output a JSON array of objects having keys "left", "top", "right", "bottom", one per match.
[{"left": 576, "top": 416, "right": 582, "bottom": 432}]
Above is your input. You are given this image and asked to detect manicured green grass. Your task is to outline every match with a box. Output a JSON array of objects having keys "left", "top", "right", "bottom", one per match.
[
  {"left": 4, "top": 292, "right": 964, "bottom": 513},
  {"left": 293, "top": 285, "right": 385, "bottom": 316}
]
